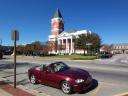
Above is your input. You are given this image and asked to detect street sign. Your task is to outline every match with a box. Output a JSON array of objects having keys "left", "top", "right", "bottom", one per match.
[{"left": 11, "top": 30, "right": 19, "bottom": 41}]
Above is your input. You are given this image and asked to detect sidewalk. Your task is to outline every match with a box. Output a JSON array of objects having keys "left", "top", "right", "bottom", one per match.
[
  {"left": 0, "top": 78, "right": 33, "bottom": 96},
  {"left": 0, "top": 89, "right": 12, "bottom": 96},
  {"left": 0, "top": 77, "right": 50, "bottom": 96}
]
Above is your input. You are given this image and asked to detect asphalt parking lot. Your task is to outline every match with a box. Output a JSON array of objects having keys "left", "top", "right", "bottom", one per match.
[{"left": 0, "top": 54, "right": 128, "bottom": 96}]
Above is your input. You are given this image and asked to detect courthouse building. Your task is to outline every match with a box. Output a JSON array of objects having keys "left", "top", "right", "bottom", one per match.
[{"left": 48, "top": 8, "right": 92, "bottom": 54}]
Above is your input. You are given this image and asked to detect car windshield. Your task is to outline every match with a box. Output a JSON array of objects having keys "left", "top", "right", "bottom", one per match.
[{"left": 52, "top": 62, "right": 69, "bottom": 73}]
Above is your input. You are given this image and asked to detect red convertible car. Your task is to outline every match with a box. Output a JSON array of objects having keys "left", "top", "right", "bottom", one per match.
[{"left": 28, "top": 62, "right": 92, "bottom": 94}]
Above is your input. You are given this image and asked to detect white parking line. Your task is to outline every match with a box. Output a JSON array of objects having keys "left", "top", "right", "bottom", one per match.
[
  {"left": 100, "top": 81, "right": 128, "bottom": 88},
  {"left": 89, "top": 81, "right": 128, "bottom": 96},
  {"left": 113, "top": 92, "right": 128, "bottom": 96}
]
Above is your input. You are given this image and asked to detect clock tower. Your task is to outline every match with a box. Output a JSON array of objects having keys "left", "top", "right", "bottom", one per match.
[{"left": 51, "top": 8, "right": 64, "bottom": 36}]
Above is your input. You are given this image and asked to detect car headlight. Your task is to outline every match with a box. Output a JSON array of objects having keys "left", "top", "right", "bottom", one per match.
[{"left": 75, "top": 79, "right": 84, "bottom": 83}]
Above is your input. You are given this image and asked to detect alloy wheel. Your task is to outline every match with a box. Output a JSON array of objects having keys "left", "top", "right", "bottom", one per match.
[
  {"left": 61, "top": 81, "right": 71, "bottom": 94},
  {"left": 30, "top": 74, "right": 36, "bottom": 84}
]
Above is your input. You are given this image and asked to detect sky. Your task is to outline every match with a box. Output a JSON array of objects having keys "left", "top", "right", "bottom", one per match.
[{"left": 0, "top": 0, "right": 128, "bottom": 46}]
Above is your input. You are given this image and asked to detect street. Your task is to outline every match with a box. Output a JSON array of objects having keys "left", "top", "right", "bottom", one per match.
[{"left": 0, "top": 54, "right": 128, "bottom": 96}]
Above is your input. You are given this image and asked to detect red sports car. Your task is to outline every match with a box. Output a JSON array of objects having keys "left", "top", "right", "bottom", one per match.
[{"left": 28, "top": 62, "right": 92, "bottom": 94}]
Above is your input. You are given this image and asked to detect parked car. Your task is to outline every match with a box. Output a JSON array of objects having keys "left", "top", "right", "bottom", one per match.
[
  {"left": 98, "top": 52, "right": 112, "bottom": 58},
  {"left": 28, "top": 62, "right": 92, "bottom": 94},
  {"left": 0, "top": 52, "right": 3, "bottom": 59}
]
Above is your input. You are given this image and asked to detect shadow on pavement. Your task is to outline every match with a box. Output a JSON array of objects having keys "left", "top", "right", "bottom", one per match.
[
  {"left": 17, "top": 79, "right": 30, "bottom": 85},
  {"left": 78, "top": 79, "right": 98, "bottom": 94},
  {"left": 0, "top": 80, "right": 13, "bottom": 87},
  {"left": 1, "top": 57, "right": 11, "bottom": 60},
  {"left": 0, "top": 62, "right": 33, "bottom": 71},
  {"left": 0, "top": 81, "right": 9, "bottom": 87},
  {"left": 17, "top": 78, "right": 46, "bottom": 89},
  {"left": 0, "top": 63, "right": 13, "bottom": 70},
  {"left": 2, "top": 72, "right": 28, "bottom": 78}
]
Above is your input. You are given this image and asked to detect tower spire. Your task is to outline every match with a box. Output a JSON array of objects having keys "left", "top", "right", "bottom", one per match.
[
  {"left": 54, "top": 8, "right": 62, "bottom": 18},
  {"left": 51, "top": 8, "right": 64, "bottom": 36}
]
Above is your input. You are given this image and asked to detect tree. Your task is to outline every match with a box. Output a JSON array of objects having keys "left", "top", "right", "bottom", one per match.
[
  {"left": 31, "top": 41, "right": 49, "bottom": 56},
  {"left": 76, "top": 32, "right": 101, "bottom": 55},
  {"left": 17, "top": 45, "right": 26, "bottom": 55},
  {"left": 16, "top": 41, "right": 49, "bottom": 56}
]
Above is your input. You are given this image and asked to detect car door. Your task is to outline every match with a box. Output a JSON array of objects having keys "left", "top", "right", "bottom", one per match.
[
  {"left": 40, "top": 71, "right": 48, "bottom": 84},
  {"left": 45, "top": 72, "right": 60, "bottom": 87},
  {"left": 33, "top": 67, "right": 41, "bottom": 79},
  {"left": 39, "top": 66, "right": 55, "bottom": 86},
  {"left": 40, "top": 66, "right": 60, "bottom": 87}
]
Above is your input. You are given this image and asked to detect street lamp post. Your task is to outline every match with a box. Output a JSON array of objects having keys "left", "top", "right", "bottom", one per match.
[{"left": 86, "top": 43, "right": 92, "bottom": 56}]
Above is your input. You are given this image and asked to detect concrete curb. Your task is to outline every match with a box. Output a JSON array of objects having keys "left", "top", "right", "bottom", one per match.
[
  {"left": 17, "top": 85, "right": 50, "bottom": 96},
  {"left": 0, "top": 77, "right": 50, "bottom": 96}
]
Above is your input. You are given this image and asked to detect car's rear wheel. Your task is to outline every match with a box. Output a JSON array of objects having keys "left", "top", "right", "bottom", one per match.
[
  {"left": 30, "top": 74, "right": 37, "bottom": 84},
  {"left": 61, "top": 81, "right": 72, "bottom": 94}
]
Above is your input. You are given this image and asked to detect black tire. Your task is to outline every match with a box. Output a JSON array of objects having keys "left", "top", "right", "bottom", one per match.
[
  {"left": 30, "top": 74, "right": 37, "bottom": 84},
  {"left": 61, "top": 81, "right": 72, "bottom": 94}
]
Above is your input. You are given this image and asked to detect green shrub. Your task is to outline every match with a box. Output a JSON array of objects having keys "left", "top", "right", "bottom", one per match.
[{"left": 71, "top": 56, "right": 98, "bottom": 60}]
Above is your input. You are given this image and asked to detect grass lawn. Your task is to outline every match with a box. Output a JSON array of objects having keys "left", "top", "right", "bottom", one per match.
[{"left": 43, "top": 55, "right": 99, "bottom": 60}]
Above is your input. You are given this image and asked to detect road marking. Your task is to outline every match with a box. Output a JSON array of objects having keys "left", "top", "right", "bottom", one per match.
[
  {"left": 100, "top": 81, "right": 128, "bottom": 88},
  {"left": 113, "top": 92, "right": 128, "bottom": 96},
  {"left": 89, "top": 81, "right": 128, "bottom": 96},
  {"left": 90, "top": 82, "right": 102, "bottom": 96}
]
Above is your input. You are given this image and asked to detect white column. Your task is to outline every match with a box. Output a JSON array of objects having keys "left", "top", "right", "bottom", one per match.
[
  {"left": 62, "top": 39, "right": 63, "bottom": 48},
  {"left": 71, "top": 37, "right": 73, "bottom": 54},
  {"left": 66, "top": 38, "right": 68, "bottom": 53},
  {"left": 57, "top": 39, "right": 60, "bottom": 54},
  {"left": 62, "top": 39, "right": 63, "bottom": 45},
  {"left": 62, "top": 39, "right": 63, "bottom": 54}
]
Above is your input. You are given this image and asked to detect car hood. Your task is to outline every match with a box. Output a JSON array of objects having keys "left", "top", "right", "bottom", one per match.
[{"left": 58, "top": 67, "right": 89, "bottom": 79}]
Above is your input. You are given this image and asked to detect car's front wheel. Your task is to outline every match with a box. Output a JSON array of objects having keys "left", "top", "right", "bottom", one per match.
[
  {"left": 30, "top": 74, "right": 37, "bottom": 84},
  {"left": 61, "top": 81, "right": 72, "bottom": 94}
]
